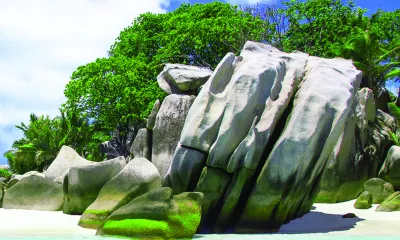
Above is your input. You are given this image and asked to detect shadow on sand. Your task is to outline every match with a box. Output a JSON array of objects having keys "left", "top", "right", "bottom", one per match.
[
  {"left": 279, "top": 211, "right": 365, "bottom": 234},
  {"left": 194, "top": 211, "right": 364, "bottom": 238}
]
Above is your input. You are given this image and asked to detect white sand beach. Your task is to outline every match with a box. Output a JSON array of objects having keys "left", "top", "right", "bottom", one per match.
[
  {"left": 280, "top": 200, "right": 400, "bottom": 236},
  {"left": 0, "top": 200, "right": 399, "bottom": 239},
  {"left": 0, "top": 209, "right": 95, "bottom": 237}
]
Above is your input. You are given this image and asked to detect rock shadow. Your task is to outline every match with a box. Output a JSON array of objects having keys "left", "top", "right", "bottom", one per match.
[{"left": 279, "top": 211, "right": 365, "bottom": 234}]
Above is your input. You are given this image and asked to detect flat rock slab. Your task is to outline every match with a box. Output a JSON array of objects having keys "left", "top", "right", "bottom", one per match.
[{"left": 157, "top": 64, "right": 212, "bottom": 94}]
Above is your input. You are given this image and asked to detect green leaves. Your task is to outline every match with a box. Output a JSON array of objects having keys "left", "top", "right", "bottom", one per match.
[{"left": 62, "top": 1, "right": 266, "bottom": 158}]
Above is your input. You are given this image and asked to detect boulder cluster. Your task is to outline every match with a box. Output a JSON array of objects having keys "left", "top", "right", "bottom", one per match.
[{"left": 0, "top": 41, "right": 398, "bottom": 239}]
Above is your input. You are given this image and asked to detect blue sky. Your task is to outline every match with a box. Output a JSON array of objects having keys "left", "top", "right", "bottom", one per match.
[{"left": 0, "top": 0, "right": 399, "bottom": 165}]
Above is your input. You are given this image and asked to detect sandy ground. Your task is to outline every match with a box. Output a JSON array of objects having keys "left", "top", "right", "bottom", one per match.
[
  {"left": 279, "top": 199, "right": 400, "bottom": 236},
  {"left": 0, "top": 200, "right": 399, "bottom": 238},
  {"left": 0, "top": 209, "right": 96, "bottom": 237}
]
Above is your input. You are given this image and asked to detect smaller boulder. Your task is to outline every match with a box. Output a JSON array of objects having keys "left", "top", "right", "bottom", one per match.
[
  {"left": 354, "top": 191, "right": 373, "bottom": 209},
  {"left": 157, "top": 64, "right": 212, "bottom": 94},
  {"left": 63, "top": 156, "right": 126, "bottom": 215},
  {"left": 97, "top": 187, "right": 203, "bottom": 239},
  {"left": 379, "top": 146, "right": 400, "bottom": 190},
  {"left": 79, "top": 158, "right": 161, "bottom": 229},
  {"left": 376, "top": 192, "right": 400, "bottom": 212},
  {"left": 45, "top": 146, "right": 91, "bottom": 180},
  {"left": 3, "top": 175, "right": 63, "bottom": 211},
  {"left": 364, "top": 178, "right": 395, "bottom": 204},
  {"left": 342, "top": 213, "right": 357, "bottom": 218},
  {"left": 129, "top": 128, "right": 150, "bottom": 160}
]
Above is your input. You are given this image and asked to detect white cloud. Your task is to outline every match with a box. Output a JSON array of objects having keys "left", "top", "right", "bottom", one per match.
[
  {"left": 0, "top": 0, "right": 170, "bottom": 164},
  {"left": 227, "top": 0, "right": 275, "bottom": 5}
]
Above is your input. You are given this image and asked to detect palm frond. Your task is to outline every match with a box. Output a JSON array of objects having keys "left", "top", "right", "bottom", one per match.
[
  {"left": 386, "top": 69, "right": 400, "bottom": 79},
  {"left": 388, "top": 102, "right": 400, "bottom": 125},
  {"left": 389, "top": 131, "right": 400, "bottom": 146}
]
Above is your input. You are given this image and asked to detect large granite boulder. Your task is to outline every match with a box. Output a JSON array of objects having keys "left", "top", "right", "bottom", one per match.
[
  {"left": 364, "top": 178, "right": 395, "bottom": 204},
  {"left": 45, "top": 146, "right": 91, "bottom": 181},
  {"left": 379, "top": 146, "right": 400, "bottom": 190},
  {"left": 129, "top": 128, "right": 150, "bottom": 160},
  {"left": 3, "top": 175, "right": 63, "bottom": 211},
  {"left": 152, "top": 94, "right": 195, "bottom": 179},
  {"left": 164, "top": 41, "right": 362, "bottom": 232},
  {"left": 157, "top": 64, "right": 212, "bottom": 94},
  {"left": 97, "top": 187, "right": 203, "bottom": 239},
  {"left": 79, "top": 158, "right": 161, "bottom": 229},
  {"left": 354, "top": 191, "right": 373, "bottom": 209},
  {"left": 163, "top": 144, "right": 206, "bottom": 193},
  {"left": 63, "top": 156, "right": 126, "bottom": 215},
  {"left": 315, "top": 88, "right": 392, "bottom": 203},
  {"left": 376, "top": 191, "right": 400, "bottom": 212}
]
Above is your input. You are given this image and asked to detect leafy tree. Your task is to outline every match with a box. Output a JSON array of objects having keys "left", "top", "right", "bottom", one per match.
[
  {"left": 282, "top": 0, "right": 365, "bottom": 58},
  {"left": 64, "top": 2, "right": 266, "bottom": 141},
  {"left": 110, "top": 2, "right": 266, "bottom": 69}
]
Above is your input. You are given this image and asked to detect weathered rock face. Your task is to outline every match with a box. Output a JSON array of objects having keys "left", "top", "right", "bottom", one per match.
[
  {"left": 3, "top": 175, "right": 63, "bottom": 211},
  {"left": 146, "top": 100, "right": 161, "bottom": 130},
  {"left": 315, "top": 88, "right": 395, "bottom": 203},
  {"left": 45, "top": 146, "right": 91, "bottom": 181},
  {"left": 129, "top": 128, "right": 150, "bottom": 160},
  {"left": 354, "top": 191, "right": 373, "bottom": 209},
  {"left": 376, "top": 191, "right": 400, "bottom": 212},
  {"left": 364, "top": 178, "right": 395, "bottom": 204},
  {"left": 97, "top": 187, "right": 203, "bottom": 239},
  {"left": 375, "top": 88, "right": 391, "bottom": 113},
  {"left": 63, "top": 157, "right": 126, "bottom": 215},
  {"left": 157, "top": 64, "right": 212, "bottom": 94},
  {"left": 79, "top": 158, "right": 161, "bottom": 229},
  {"left": 164, "top": 41, "right": 362, "bottom": 233},
  {"left": 7, "top": 171, "right": 45, "bottom": 188},
  {"left": 152, "top": 94, "right": 195, "bottom": 179},
  {"left": 379, "top": 146, "right": 400, "bottom": 190}
]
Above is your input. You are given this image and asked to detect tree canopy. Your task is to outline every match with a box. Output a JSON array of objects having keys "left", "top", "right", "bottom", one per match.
[{"left": 3, "top": 0, "right": 400, "bottom": 174}]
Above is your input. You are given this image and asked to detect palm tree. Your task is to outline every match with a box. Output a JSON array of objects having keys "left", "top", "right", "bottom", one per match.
[{"left": 334, "top": 26, "right": 386, "bottom": 90}]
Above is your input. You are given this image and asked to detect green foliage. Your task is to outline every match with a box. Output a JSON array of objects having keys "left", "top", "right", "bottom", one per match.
[
  {"left": 256, "top": 0, "right": 399, "bottom": 89},
  {"left": 388, "top": 102, "right": 400, "bottom": 146},
  {"left": 0, "top": 168, "right": 12, "bottom": 180},
  {"left": 5, "top": 1, "right": 400, "bottom": 174},
  {"left": 63, "top": 1, "right": 266, "bottom": 145},
  {"left": 4, "top": 110, "right": 110, "bottom": 174},
  {"left": 283, "top": 0, "right": 364, "bottom": 58},
  {"left": 64, "top": 55, "right": 164, "bottom": 133},
  {"left": 388, "top": 102, "right": 400, "bottom": 125},
  {"left": 110, "top": 2, "right": 266, "bottom": 69}
]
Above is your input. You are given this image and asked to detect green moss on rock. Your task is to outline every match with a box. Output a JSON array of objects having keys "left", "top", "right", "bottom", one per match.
[
  {"left": 364, "top": 178, "right": 394, "bottom": 204},
  {"left": 354, "top": 191, "right": 373, "bottom": 209},
  {"left": 97, "top": 187, "right": 203, "bottom": 239},
  {"left": 376, "top": 192, "right": 400, "bottom": 212}
]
